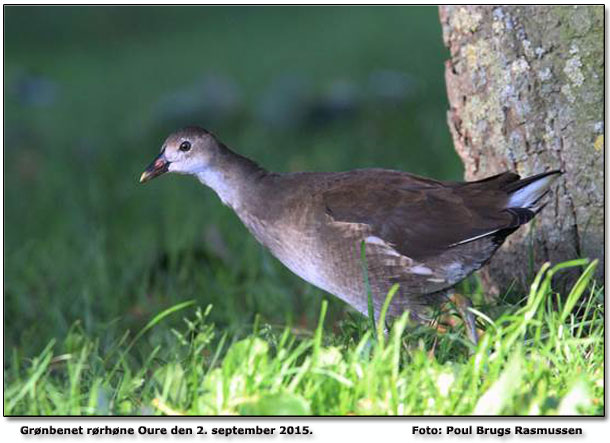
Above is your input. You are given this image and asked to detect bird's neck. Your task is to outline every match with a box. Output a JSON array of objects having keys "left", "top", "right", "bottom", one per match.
[{"left": 195, "top": 144, "right": 267, "bottom": 209}]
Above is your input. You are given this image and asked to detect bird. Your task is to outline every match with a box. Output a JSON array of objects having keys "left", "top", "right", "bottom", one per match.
[{"left": 140, "top": 126, "right": 561, "bottom": 343}]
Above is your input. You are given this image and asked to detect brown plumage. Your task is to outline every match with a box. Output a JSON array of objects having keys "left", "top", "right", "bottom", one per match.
[{"left": 140, "top": 126, "right": 561, "bottom": 342}]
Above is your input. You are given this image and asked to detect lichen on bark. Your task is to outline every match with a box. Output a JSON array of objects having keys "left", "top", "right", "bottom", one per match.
[{"left": 439, "top": 5, "right": 603, "bottom": 292}]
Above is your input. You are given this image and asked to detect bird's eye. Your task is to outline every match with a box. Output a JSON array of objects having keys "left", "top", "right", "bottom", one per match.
[{"left": 179, "top": 141, "right": 191, "bottom": 152}]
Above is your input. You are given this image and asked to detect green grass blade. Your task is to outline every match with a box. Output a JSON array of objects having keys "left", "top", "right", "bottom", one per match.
[
  {"left": 561, "top": 260, "right": 598, "bottom": 322},
  {"left": 106, "top": 300, "right": 196, "bottom": 382},
  {"left": 377, "top": 283, "right": 400, "bottom": 347},
  {"left": 7, "top": 339, "right": 56, "bottom": 412}
]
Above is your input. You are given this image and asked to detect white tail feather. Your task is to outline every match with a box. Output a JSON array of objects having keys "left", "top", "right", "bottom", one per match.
[{"left": 507, "top": 173, "right": 559, "bottom": 209}]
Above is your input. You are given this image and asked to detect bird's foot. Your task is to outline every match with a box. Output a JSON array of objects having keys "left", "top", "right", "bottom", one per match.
[{"left": 447, "top": 292, "right": 479, "bottom": 346}]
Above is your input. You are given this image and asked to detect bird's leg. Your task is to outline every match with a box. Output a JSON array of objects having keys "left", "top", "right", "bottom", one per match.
[{"left": 448, "top": 292, "right": 479, "bottom": 345}]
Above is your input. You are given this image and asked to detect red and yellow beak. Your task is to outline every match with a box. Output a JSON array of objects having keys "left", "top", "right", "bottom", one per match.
[{"left": 139, "top": 153, "right": 170, "bottom": 183}]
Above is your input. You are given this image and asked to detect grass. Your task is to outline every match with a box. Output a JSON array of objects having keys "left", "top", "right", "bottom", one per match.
[
  {"left": 3, "top": 6, "right": 604, "bottom": 416},
  {"left": 4, "top": 259, "right": 603, "bottom": 415}
]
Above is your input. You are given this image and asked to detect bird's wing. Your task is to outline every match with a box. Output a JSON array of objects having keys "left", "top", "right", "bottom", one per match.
[{"left": 321, "top": 170, "right": 524, "bottom": 262}]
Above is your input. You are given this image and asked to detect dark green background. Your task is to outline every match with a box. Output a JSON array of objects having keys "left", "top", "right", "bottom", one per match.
[{"left": 4, "top": 6, "right": 461, "bottom": 357}]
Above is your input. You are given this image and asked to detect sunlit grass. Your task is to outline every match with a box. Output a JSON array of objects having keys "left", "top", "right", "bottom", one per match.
[{"left": 5, "top": 260, "right": 603, "bottom": 415}]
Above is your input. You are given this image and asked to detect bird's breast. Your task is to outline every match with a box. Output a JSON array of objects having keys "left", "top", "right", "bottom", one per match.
[{"left": 238, "top": 210, "right": 350, "bottom": 297}]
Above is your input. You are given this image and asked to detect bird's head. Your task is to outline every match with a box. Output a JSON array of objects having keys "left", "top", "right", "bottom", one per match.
[{"left": 139, "top": 126, "right": 220, "bottom": 183}]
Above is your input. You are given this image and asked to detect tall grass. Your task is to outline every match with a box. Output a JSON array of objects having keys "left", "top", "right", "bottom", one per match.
[{"left": 5, "top": 259, "right": 603, "bottom": 415}]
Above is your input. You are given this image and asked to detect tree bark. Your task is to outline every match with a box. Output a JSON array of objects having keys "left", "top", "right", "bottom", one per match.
[{"left": 439, "top": 5, "right": 603, "bottom": 293}]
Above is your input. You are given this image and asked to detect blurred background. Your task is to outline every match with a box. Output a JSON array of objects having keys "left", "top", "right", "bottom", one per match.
[{"left": 4, "top": 6, "right": 462, "bottom": 359}]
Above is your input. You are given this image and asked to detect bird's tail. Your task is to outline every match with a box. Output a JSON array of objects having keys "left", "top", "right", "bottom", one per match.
[{"left": 505, "top": 170, "right": 562, "bottom": 212}]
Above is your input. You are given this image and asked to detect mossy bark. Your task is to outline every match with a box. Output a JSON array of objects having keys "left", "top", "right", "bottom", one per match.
[{"left": 439, "top": 6, "right": 603, "bottom": 292}]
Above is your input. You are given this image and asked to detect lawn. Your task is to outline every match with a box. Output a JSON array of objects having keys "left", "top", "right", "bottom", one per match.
[{"left": 3, "top": 6, "right": 604, "bottom": 415}]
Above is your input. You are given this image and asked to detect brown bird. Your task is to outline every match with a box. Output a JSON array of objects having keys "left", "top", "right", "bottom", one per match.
[{"left": 140, "top": 126, "right": 561, "bottom": 343}]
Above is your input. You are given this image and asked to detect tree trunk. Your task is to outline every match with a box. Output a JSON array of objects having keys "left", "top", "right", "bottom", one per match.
[{"left": 439, "top": 5, "right": 603, "bottom": 293}]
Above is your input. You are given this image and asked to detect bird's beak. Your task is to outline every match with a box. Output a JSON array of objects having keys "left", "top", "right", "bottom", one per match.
[{"left": 140, "top": 153, "right": 170, "bottom": 184}]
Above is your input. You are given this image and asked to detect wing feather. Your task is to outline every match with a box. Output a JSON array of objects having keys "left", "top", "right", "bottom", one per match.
[{"left": 322, "top": 170, "right": 522, "bottom": 261}]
